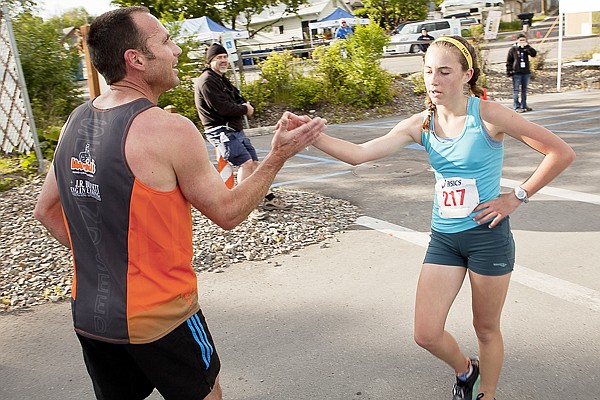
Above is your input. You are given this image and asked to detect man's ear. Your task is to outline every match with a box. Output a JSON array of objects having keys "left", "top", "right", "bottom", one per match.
[{"left": 124, "top": 49, "right": 145, "bottom": 71}]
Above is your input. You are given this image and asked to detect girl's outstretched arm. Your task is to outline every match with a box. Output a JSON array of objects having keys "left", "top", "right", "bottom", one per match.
[{"left": 314, "top": 112, "right": 425, "bottom": 165}]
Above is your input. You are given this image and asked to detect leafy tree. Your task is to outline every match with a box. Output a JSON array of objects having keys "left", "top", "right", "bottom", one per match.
[
  {"left": 12, "top": 12, "right": 83, "bottom": 130},
  {"left": 360, "top": 0, "right": 428, "bottom": 31},
  {"left": 234, "top": 0, "right": 307, "bottom": 36},
  {"left": 111, "top": 0, "right": 308, "bottom": 37},
  {"left": 1, "top": 0, "right": 36, "bottom": 16},
  {"left": 48, "top": 7, "right": 93, "bottom": 27},
  {"left": 112, "top": 0, "right": 222, "bottom": 23}
]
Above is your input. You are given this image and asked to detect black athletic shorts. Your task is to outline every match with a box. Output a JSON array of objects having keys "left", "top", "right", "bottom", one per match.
[{"left": 77, "top": 309, "right": 220, "bottom": 400}]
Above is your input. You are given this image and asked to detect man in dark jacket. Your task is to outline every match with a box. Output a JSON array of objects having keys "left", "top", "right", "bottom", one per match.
[
  {"left": 506, "top": 33, "right": 537, "bottom": 112},
  {"left": 195, "top": 43, "right": 290, "bottom": 211},
  {"left": 417, "top": 28, "right": 435, "bottom": 53}
]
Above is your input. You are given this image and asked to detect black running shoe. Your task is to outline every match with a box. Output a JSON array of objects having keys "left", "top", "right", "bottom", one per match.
[{"left": 452, "top": 358, "right": 480, "bottom": 400}]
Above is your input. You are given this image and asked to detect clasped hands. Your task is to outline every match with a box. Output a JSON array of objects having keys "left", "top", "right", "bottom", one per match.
[{"left": 271, "top": 111, "right": 326, "bottom": 157}]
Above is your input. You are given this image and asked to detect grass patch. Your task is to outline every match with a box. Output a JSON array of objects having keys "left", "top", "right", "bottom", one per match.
[{"left": 0, "top": 156, "right": 31, "bottom": 192}]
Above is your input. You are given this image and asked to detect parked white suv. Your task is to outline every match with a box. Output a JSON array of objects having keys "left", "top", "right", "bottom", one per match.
[{"left": 384, "top": 19, "right": 462, "bottom": 54}]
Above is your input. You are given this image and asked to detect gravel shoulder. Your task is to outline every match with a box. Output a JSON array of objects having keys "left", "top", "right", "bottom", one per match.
[{"left": 0, "top": 182, "right": 358, "bottom": 312}]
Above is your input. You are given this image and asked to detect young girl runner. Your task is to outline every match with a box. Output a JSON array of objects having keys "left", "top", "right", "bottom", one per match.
[{"left": 313, "top": 36, "right": 575, "bottom": 399}]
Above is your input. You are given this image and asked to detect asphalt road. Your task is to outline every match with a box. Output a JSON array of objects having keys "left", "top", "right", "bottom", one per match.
[
  {"left": 1, "top": 91, "right": 599, "bottom": 399},
  {"left": 380, "top": 35, "right": 600, "bottom": 74}
]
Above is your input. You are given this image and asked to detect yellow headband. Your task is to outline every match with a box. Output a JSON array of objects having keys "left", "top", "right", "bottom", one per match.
[{"left": 433, "top": 36, "right": 473, "bottom": 69}]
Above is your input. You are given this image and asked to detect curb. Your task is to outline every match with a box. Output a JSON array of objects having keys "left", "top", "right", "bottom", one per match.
[{"left": 245, "top": 125, "right": 276, "bottom": 137}]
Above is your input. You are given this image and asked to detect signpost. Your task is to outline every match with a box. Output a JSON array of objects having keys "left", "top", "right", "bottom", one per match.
[
  {"left": 220, "top": 32, "right": 248, "bottom": 128},
  {"left": 220, "top": 32, "right": 238, "bottom": 63},
  {"left": 484, "top": 10, "right": 502, "bottom": 40}
]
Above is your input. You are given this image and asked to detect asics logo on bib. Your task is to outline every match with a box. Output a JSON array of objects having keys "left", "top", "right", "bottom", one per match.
[{"left": 442, "top": 179, "right": 462, "bottom": 188}]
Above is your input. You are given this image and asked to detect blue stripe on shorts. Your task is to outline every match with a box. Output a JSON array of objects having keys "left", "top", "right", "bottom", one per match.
[{"left": 186, "top": 314, "right": 214, "bottom": 369}]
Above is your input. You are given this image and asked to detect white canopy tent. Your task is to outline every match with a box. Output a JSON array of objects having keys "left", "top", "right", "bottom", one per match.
[
  {"left": 178, "top": 16, "right": 249, "bottom": 42},
  {"left": 557, "top": 0, "right": 600, "bottom": 91}
]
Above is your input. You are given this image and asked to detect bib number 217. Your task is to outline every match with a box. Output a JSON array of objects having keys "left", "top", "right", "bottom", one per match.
[{"left": 435, "top": 177, "right": 479, "bottom": 219}]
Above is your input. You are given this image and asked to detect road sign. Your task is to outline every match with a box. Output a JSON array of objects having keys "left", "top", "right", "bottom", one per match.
[
  {"left": 484, "top": 10, "right": 502, "bottom": 40},
  {"left": 221, "top": 32, "right": 238, "bottom": 63}
]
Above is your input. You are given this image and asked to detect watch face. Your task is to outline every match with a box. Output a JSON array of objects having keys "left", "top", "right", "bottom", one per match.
[{"left": 515, "top": 187, "right": 528, "bottom": 202}]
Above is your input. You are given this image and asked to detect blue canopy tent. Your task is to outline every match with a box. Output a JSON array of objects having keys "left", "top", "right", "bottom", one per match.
[
  {"left": 178, "top": 16, "right": 249, "bottom": 42},
  {"left": 309, "top": 8, "right": 369, "bottom": 29},
  {"left": 308, "top": 7, "right": 370, "bottom": 45}
]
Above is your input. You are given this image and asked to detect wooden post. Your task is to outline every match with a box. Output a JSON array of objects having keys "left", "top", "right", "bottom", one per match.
[{"left": 79, "top": 24, "right": 101, "bottom": 99}]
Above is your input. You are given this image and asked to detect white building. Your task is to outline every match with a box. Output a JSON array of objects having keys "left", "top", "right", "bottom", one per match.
[
  {"left": 236, "top": 0, "right": 354, "bottom": 50},
  {"left": 439, "top": 0, "right": 505, "bottom": 20}
]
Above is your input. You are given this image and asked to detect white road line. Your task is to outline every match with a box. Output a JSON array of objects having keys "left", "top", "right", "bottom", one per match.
[
  {"left": 501, "top": 178, "right": 600, "bottom": 206},
  {"left": 541, "top": 115, "right": 600, "bottom": 128},
  {"left": 355, "top": 216, "right": 600, "bottom": 312},
  {"left": 271, "top": 170, "right": 352, "bottom": 188},
  {"left": 528, "top": 108, "right": 600, "bottom": 122}
]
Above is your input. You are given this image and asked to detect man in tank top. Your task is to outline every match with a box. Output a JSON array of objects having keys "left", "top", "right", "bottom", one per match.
[{"left": 34, "top": 6, "right": 325, "bottom": 399}]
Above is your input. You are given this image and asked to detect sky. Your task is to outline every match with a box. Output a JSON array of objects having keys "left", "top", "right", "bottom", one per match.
[{"left": 39, "top": 0, "right": 118, "bottom": 19}]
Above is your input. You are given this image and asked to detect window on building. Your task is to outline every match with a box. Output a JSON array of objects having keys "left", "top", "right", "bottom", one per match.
[{"left": 302, "top": 20, "right": 317, "bottom": 40}]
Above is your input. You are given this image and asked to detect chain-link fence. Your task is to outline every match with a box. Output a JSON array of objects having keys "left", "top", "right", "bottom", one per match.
[{"left": 0, "top": 6, "right": 42, "bottom": 164}]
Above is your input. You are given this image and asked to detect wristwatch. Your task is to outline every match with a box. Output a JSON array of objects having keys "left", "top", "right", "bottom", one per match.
[{"left": 514, "top": 186, "right": 529, "bottom": 203}]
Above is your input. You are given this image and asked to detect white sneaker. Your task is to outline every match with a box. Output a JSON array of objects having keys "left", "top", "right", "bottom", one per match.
[
  {"left": 249, "top": 209, "right": 268, "bottom": 220},
  {"left": 262, "top": 196, "right": 292, "bottom": 211}
]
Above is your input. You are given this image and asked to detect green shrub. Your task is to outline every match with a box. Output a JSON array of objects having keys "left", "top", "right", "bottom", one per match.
[
  {"left": 0, "top": 157, "right": 29, "bottom": 191},
  {"left": 158, "top": 77, "right": 198, "bottom": 124},
  {"left": 312, "top": 23, "right": 392, "bottom": 108},
  {"left": 531, "top": 45, "right": 550, "bottom": 70},
  {"left": 312, "top": 41, "right": 349, "bottom": 101},
  {"left": 241, "top": 78, "right": 272, "bottom": 114},
  {"left": 258, "top": 50, "right": 301, "bottom": 103},
  {"left": 410, "top": 72, "right": 426, "bottom": 94},
  {"left": 18, "top": 125, "right": 61, "bottom": 172},
  {"left": 289, "top": 75, "right": 323, "bottom": 110},
  {"left": 499, "top": 20, "right": 523, "bottom": 32}
]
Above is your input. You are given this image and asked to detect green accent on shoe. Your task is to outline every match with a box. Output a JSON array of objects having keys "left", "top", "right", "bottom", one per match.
[{"left": 452, "top": 358, "right": 480, "bottom": 400}]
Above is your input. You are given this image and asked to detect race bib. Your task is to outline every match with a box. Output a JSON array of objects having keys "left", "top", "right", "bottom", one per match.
[
  {"left": 435, "top": 177, "right": 479, "bottom": 219},
  {"left": 219, "top": 131, "right": 230, "bottom": 143}
]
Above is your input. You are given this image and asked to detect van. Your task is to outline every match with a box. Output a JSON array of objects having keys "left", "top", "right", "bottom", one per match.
[{"left": 384, "top": 19, "right": 461, "bottom": 54}]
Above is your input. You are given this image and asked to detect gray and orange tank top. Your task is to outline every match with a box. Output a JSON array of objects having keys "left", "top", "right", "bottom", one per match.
[{"left": 54, "top": 99, "right": 199, "bottom": 344}]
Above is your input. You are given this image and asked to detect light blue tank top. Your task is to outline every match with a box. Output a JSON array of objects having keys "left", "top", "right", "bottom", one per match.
[{"left": 421, "top": 96, "right": 504, "bottom": 233}]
